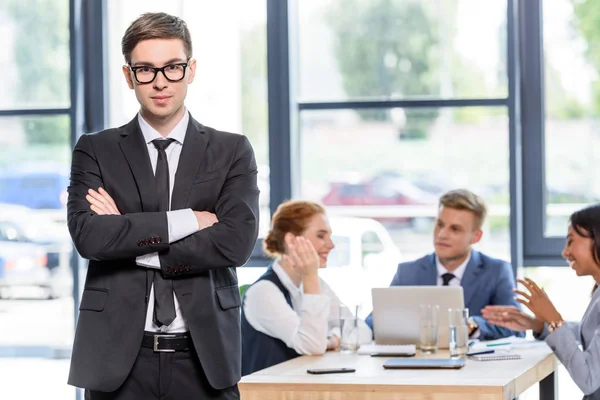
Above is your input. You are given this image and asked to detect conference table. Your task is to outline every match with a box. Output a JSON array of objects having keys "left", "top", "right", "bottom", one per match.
[{"left": 239, "top": 345, "right": 558, "bottom": 400}]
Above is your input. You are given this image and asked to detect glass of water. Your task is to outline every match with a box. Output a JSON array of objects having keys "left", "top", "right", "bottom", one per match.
[
  {"left": 419, "top": 304, "right": 439, "bottom": 354},
  {"left": 448, "top": 308, "right": 469, "bottom": 358},
  {"left": 339, "top": 305, "right": 359, "bottom": 353}
]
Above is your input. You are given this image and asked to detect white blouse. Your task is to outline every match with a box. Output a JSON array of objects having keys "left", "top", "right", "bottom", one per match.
[{"left": 243, "top": 260, "right": 373, "bottom": 355}]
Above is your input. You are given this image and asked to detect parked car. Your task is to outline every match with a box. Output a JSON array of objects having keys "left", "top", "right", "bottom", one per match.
[
  {"left": 0, "top": 240, "right": 52, "bottom": 299},
  {"left": 0, "top": 205, "right": 72, "bottom": 298},
  {"left": 236, "top": 216, "right": 402, "bottom": 317},
  {"left": 321, "top": 174, "right": 438, "bottom": 227}
]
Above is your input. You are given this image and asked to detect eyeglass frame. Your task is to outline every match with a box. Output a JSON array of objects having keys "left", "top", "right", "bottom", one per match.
[{"left": 128, "top": 61, "right": 190, "bottom": 84}]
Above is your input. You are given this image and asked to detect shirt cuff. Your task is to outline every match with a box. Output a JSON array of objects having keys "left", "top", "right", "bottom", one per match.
[
  {"left": 136, "top": 253, "right": 161, "bottom": 269},
  {"left": 329, "top": 327, "right": 341, "bottom": 339},
  {"left": 534, "top": 323, "right": 549, "bottom": 340},
  {"left": 167, "top": 209, "right": 199, "bottom": 243}
]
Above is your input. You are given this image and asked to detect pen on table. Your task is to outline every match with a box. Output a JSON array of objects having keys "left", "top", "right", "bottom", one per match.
[
  {"left": 466, "top": 349, "right": 495, "bottom": 356},
  {"left": 486, "top": 342, "right": 511, "bottom": 347}
]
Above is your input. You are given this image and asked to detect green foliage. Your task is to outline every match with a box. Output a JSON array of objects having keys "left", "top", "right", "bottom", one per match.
[
  {"left": 325, "top": 0, "right": 440, "bottom": 139},
  {"left": 571, "top": 0, "right": 600, "bottom": 115},
  {"left": 6, "top": 0, "right": 70, "bottom": 145},
  {"left": 240, "top": 24, "right": 268, "bottom": 165}
]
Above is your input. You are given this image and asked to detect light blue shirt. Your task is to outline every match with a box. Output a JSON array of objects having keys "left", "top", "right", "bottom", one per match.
[{"left": 135, "top": 109, "right": 199, "bottom": 333}]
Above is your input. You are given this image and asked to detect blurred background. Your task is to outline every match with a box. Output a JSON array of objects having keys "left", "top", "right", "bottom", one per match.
[{"left": 0, "top": 0, "right": 598, "bottom": 398}]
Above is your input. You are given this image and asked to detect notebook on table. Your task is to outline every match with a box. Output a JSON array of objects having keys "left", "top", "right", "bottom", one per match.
[
  {"left": 357, "top": 344, "right": 416, "bottom": 355},
  {"left": 469, "top": 354, "right": 521, "bottom": 361},
  {"left": 383, "top": 358, "right": 466, "bottom": 369}
]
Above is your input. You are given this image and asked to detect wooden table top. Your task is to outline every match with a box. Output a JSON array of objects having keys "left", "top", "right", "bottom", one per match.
[{"left": 239, "top": 345, "right": 557, "bottom": 400}]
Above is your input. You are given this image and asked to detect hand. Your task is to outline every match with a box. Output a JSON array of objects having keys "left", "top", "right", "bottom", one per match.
[
  {"left": 514, "top": 278, "right": 563, "bottom": 325},
  {"left": 481, "top": 305, "right": 544, "bottom": 333},
  {"left": 327, "top": 335, "right": 340, "bottom": 351},
  {"left": 193, "top": 211, "right": 218, "bottom": 230},
  {"left": 87, "top": 188, "right": 121, "bottom": 215},
  {"left": 284, "top": 236, "right": 320, "bottom": 278}
]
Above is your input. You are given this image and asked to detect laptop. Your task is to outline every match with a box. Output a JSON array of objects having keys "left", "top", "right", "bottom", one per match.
[
  {"left": 383, "top": 358, "right": 466, "bottom": 369},
  {"left": 371, "top": 286, "right": 464, "bottom": 349}
]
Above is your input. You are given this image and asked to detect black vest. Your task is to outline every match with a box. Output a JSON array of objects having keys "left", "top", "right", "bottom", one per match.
[{"left": 241, "top": 267, "right": 300, "bottom": 376}]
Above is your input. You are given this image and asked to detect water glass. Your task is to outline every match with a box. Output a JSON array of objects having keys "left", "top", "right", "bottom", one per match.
[
  {"left": 339, "top": 305, "right": 359, "bottom": 353},
  {"left": 448, "top": 308, "right": 469, "bottom": 357},
  {"left": 419, "top": 304, "right": 439, "bottom": 354}
]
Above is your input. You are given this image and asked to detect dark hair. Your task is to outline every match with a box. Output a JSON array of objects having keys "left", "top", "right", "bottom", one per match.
[
  {"left": 569, "top": 204, "right": 600, "bottom": 293},
  {"left": 263, "top": 200, "right": 326, "bottom": 257},
  {"left": 121, "top": 12, "right": 192, "bottom": 63}
]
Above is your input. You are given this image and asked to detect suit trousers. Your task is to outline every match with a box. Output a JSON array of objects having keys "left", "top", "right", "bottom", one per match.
[{"left": 84, "top": 347, "right": 239, "bottom": 400}]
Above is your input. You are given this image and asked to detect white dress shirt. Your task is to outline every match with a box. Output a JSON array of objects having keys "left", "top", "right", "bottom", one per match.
[
  {"left": 135, "top": 109, "right": 200, "bottom": 333},
  {"left": 243, "top": 260, "right": 373, "bottom": 355},
  {"left": 435, "top": 252, "right": 471, "bottom": 286}
]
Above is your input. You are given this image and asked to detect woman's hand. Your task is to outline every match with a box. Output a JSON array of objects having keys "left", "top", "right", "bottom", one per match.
[
  {"left": 327, "top": 335, "right": 340, "bottom": 351},
  {"left": 514, "top": 278, "right": 563, "bottom": 325},
  {"left": 284, "top": 236, "right": 320, "bottom": 278},
  {"left": 284, "top": 236, "right": 320, "bottom": 294},
  {"left": 481, "top": 305, "right": 545, "bottom": 334}
]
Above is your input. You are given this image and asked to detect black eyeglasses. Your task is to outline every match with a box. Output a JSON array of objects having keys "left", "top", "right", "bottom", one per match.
[{"left": 128, "top": 62, "right": 189, "bottom": 84}]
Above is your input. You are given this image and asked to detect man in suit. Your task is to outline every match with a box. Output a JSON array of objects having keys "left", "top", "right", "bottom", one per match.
[
  {"left": 366, "top": 189, "right": 523, "bottom": 340},
  {"left": 66, "top": 12, "right": 259, "bottom": 399}
]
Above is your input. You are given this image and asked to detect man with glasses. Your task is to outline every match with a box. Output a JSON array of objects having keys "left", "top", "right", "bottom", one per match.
[{"left": 66, "top": 12, "right": 259, "bottom": 399}]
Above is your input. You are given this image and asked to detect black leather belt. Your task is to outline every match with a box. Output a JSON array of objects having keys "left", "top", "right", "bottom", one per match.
[{"left": 142, "top": 332, "right": 192, "bottom": 352}]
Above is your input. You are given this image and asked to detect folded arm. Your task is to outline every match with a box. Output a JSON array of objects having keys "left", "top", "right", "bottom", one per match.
[
  {"left": 67, "top": 134, "right": 169, "bottom": 261},
  {"left": 546, "top": 324, "right": 600, "bottom": 395},
  {"left": 157, "top": 135, "right": 260, "bottom": 277}
]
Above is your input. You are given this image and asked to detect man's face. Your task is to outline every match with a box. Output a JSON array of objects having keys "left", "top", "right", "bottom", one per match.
[
  {"left": 122, "top": 38, "right": 196, "bottom": 121},
  {"left": 433, "top": 206, "right": 482, "bottom": 262}
]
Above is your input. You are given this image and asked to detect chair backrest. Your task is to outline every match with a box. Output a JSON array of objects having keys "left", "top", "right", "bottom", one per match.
[{"left": 239, "top": 284, "right": 250, "bottom": 299}]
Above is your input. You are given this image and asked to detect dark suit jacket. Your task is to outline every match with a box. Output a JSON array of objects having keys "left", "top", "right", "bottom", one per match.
[
  {"left": 66, "top": 114, "right": 259, "bottom": 391},
  {"left": 366, "top": 250, "right": 525, "bottom": 340}
]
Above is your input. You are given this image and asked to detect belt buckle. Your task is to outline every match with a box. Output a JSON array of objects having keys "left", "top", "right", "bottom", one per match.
[{"left": 153, "top": 334, "right": 176, "bottom": 353}]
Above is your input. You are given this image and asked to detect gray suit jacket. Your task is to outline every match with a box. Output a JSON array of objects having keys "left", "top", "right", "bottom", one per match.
[
  {"left": 541, "top": 288, "right": 600, "bottom": 399},
  {"left": 66, "top": 115, "right": 259, "bottom": 391},
  {"left": 366, "top": 250, "right": 524, "bottom": 340}
]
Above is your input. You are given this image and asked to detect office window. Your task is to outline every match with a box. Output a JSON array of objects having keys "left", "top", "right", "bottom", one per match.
[
  {"left": 106, "top": 0, "right": 270, "bottom": 217},
  {"left": 0, "top": 114, "right": 73, "bottom": 400},
  {"left": 297, "top": 0, "right": 507, "bottom": 102},
  {"left": 0, "top": 0, "right": 70, "bottom": 109},
  {"left": 300, "top": 107, "right": 510, "bottom": 265},
  {"left": 543, "top": 0, "right": 600, "bottom": 237}
]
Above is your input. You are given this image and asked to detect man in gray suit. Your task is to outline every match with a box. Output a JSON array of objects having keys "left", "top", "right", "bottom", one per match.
[
  {"left": 366, "top": 189, "right": 523, "bottom": 340},
  {"left": 67, "top": 13, "right": 259, "bottom": 399}
]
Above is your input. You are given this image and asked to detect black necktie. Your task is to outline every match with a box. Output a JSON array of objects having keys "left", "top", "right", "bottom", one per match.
[
  {"left": 152, "top": 138, "right": 176, "bottom": 327},
  {"left": 441, "top": 272, "right": 455, "bottom": 286}
]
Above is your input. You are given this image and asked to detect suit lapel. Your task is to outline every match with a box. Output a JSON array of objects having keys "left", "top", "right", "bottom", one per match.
[
  {"left": 420, "top": 254, "right": 438, "bottom": 285},
  {"left": 171, "top": 116, "right": 208, "bottom": 210},
  {"left": 119, "top": 117, "right": 159, "bottom": 212},
  {"left": 461, "top": 250, "right": 484, "bottom": 306}
]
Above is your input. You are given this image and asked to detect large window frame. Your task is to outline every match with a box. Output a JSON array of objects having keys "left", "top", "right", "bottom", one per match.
[{"left": 266, "top": 0, "right": 528, "bottom": 268}]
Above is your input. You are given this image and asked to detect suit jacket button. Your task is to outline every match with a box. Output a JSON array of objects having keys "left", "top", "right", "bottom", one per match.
[
  {"left": 137, "top": 241, "right": 143, "bottom": 247},
  {"left": 156, "top": 237, "right": 162, "bottom": 243},
  {"left": 143, "top": 239, "right": 149, "bottom": 245},
  {"left": 150, "top": 237, "right": 156, "bottom": 244}
]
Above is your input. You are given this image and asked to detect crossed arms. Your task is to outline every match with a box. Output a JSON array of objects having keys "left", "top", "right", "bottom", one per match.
[{"left": 67, "top": 133, "right": 260, "bottom": 276}]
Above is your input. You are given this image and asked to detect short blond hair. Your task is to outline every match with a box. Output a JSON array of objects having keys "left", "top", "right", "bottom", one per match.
[{"left": 439, "top": 189, "right": 487, "bottom": 229}]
